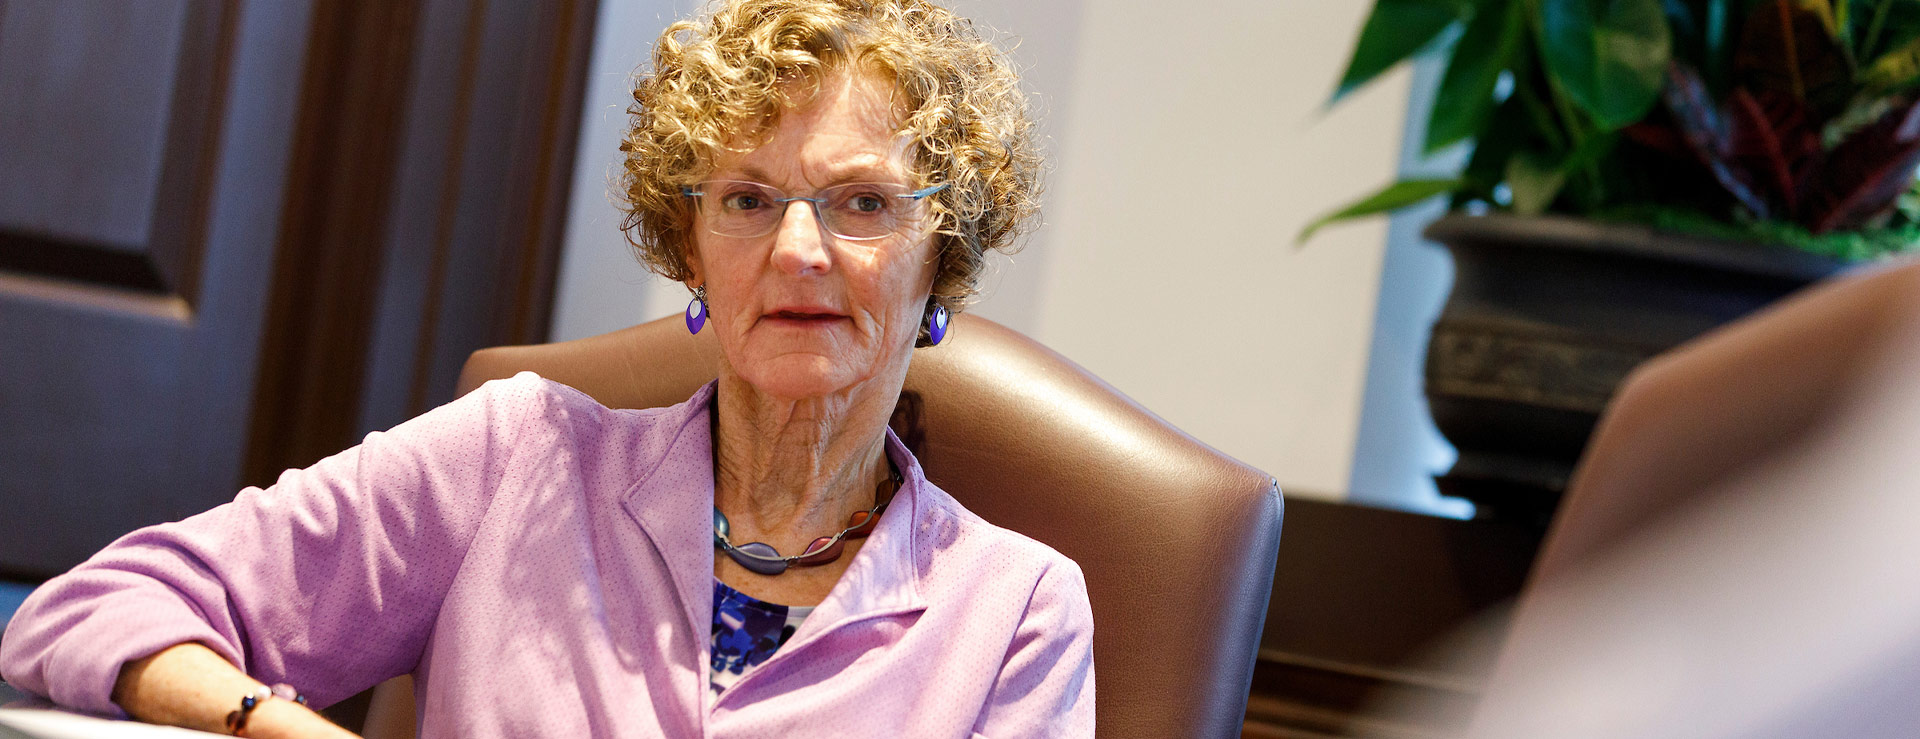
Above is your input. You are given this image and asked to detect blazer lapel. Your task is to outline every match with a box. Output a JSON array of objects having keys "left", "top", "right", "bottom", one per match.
[{"left": 619, "top": 382, "right": 720, "bottom": 663}]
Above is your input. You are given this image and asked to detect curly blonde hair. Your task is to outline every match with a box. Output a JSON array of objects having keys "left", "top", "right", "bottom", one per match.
[{"left": 617, "top": 0, "right": 1041, "bottom": 312}]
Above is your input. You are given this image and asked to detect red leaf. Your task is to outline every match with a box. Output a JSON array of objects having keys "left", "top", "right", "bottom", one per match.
[
  {"left": 1622, "top": 121, "right": 1690, "bottom": 158},
  {"left": 1734, "top": 0, "right": 1851, "bottom": 117},
  {"left": 1725, "top": 89, "right": 1821, "bottom": 214},
  {"left": 1808, "top": 97, "right": 1920, "bottom": 233},
  {"left": 1662, "top": 63, "right": 1773, "bottom": 218}
]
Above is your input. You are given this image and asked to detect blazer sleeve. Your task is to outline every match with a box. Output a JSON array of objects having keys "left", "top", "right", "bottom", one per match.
[
  {"left": 0, "top": 373, "right": 549, "bottom": 716},
  {"left": 973, "top": 558, "right": 1097, "bottom": 738}
]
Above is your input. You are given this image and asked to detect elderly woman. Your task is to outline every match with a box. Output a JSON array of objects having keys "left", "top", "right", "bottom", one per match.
[{"left": 0, "top": 0, "right": 1092, "bottom": 736}]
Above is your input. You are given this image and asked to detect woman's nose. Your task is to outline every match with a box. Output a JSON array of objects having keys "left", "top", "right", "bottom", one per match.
[{"left": 770, "top": 200, "right": 832, "bottom": 274}]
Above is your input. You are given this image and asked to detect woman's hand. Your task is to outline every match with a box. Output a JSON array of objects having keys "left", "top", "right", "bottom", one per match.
[{"left": 112, "top": 642, "right": 360, "bottom": 738}]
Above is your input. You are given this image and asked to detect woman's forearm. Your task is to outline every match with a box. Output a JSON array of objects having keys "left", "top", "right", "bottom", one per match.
[{"left": 111, "top": 643, "right": 358, "bottom": 739}]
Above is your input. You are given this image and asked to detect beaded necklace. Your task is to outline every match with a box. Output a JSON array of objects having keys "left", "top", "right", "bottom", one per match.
[{"left": 712, "top": 461, "right": 901, "bottom": 576}]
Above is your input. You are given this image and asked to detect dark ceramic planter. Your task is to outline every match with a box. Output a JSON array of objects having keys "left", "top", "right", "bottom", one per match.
[{"left": 1421, "top": 214, "right": 1848, "bottom": 522}]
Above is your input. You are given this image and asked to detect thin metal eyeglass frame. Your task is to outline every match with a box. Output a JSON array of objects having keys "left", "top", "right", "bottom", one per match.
[{"left": 681, "top": 180, "right": 949, "bottom": 241}]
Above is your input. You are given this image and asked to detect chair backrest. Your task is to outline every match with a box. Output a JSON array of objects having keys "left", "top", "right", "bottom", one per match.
[{"left": 449, "top": 312, "right": 1282, "bottom": 737}]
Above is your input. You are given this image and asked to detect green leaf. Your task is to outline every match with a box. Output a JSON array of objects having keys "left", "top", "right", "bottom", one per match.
[
  {"left": 1823, "top": 96, "right": 1898, "bottom": 147},
  {"left": 1506, "top": 150, "right": 1569, "bottom": 214},
  {"left": 1333, "top": 0, "right": 1473, "bottom": 104},
  {"left": 1560, "top": 127, "right": 1620, "bottom": 172},
  {"left": 1538, "top": 0, "right": 1674, "bottom": 129},
  {"left": 1597, "top": 202, "right": 1920, "bottom": 260},
  {"left": 1800, "top": 0, "right": 1841, "bottom": 36},
  {"left": 1297, "top": 179, "right": 1462, "bottom": 244},
  {"left": 1553, "top": 128, "right": 1621, "bottom": 208},
  {"left": 1853, "top": 0, "right": 1920, "bottom": 61},
  {"left": 1862, "top": 29, "right": 1920, "bottom": 91},
  {"left": 1454, "top": 92, "right": 1534, "bottom": 207},
  {"left": 1427, "top": 0, "right": 1526, "bottom": 152}
]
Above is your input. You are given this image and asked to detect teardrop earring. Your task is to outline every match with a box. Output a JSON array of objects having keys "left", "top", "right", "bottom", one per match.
[
  {"left": 924, "top": 302, "right": 950, "bottom": 346},
  {"left": 686, "top": 285, "right": 708, "bottom": 335}
]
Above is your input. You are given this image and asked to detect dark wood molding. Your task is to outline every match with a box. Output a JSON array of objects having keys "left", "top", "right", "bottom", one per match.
[
  {"left": 339, "top": 0, "right": 601, "bottom": 442},
  {"left": 399, "top": 0, "right": 598, "bottom": 415},
  {"left": 0, "top": 231, "right": 171, "bottom": 293},
  {"left": 241, "top": 0, "right": 424, "bottom": 489},
  {"left": 1246, "top": 498, "right": 1544, "bottom": 737},
  {"left": 498, "top": 0, "right": 595, "bottom": 348},
  {"left": 240, "top": 0, "right": 599, "bottom": 487},
  {"left": 1244, "top": 650, "right": 1480, "bottom": 739}
]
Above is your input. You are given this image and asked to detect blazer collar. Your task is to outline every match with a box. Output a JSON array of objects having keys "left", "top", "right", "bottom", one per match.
[
  {"left": 618, "top": 382, "right": 931, "bottom": 652},
  {"left": 619, "top": 381, "right": 721, "bottom": 653}
]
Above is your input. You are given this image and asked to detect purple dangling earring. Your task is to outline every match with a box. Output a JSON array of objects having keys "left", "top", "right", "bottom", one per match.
[
  {"left": 925, "top": 302, "right": 949, "bottom": 346},
  {"left": 685, "top": 285, "right": 708, "bottom": 335}
]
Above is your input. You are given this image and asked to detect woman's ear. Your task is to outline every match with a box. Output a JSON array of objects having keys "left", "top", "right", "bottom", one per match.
[{"left": 679, "top": 236, "right": 705, "bottom": 290}]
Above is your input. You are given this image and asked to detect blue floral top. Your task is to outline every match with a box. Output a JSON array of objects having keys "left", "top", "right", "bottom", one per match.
[{"left": 710, "top": 578, "right": 813, "bottom": 696}]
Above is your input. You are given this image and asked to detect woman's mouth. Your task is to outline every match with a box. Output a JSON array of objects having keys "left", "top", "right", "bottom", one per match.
[{"left": 764, "top": 310, "right": 848, "bottom": 327}]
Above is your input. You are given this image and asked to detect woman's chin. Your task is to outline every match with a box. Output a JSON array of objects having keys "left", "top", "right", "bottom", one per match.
[{"left": 734, "top": 355, "right": 867, "bottom": 400}]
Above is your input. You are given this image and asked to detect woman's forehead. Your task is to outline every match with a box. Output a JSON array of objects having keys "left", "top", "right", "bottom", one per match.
[{"left": 709, "top": 72, "right": 914, "bottom": 185}]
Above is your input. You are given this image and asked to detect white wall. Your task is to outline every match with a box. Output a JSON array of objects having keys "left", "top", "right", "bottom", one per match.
[{"left": 550, "top": 0, "right": 1413, "bottom": 502}]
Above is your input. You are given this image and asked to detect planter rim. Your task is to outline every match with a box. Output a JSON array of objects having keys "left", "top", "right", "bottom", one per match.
[{"left": 1423, "top": 213, "right": 1850, "bottom": 283}]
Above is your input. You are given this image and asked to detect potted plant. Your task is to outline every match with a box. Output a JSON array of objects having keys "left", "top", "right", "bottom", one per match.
[{"left": 1305, "top": 0, "right": 1920, "bottom": 520}]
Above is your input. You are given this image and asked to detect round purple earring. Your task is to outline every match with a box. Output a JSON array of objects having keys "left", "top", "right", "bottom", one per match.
[
  {"left": 686, "top": 286, "right": 708, "bottom": 335},
  {"left": 925, "top": 302, "right": 949, "bottom": 346}
]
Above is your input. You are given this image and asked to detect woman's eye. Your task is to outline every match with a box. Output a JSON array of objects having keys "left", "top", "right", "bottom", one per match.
[
  {"left": 721, "top": 193, "right": 763, "bottom": 211},
  {"left": 849, "top": 194, "right": 886, "bottom": 213}
]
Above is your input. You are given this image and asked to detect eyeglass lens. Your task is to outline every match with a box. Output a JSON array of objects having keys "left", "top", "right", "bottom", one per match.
[{"left": 690, "top": 181, "right": 927, "bottom": 240}]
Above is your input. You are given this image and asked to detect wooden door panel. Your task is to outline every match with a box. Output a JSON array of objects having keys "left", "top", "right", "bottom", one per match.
[
  {"left": 0, "top": 298, "right": 187, "bottom": 569},
  {"left": 0, "top": 0, "right": 310, "bottom": 578},
  {"left": 0, "top": 0, "right": 188, "bottom": 249},
  {"left": 0, "top": 0, "right": 592, "bottom": 580},
  {"left": 0, "top": 0, "right": 227, "bottom": 299}
]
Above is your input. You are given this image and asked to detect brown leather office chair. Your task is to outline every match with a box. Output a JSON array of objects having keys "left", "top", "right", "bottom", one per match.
[{"left": 361, "top": 313, "right": 1282, "bottom": 739}]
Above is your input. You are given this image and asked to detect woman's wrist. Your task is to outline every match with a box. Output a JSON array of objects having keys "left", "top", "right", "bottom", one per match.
[
  {"left": 224, "top": 683, "right": 315, "bottom": 735},
  {"left": 239, "top": 697, "right": 358, "bottom": 739},
  {"left": 112, "top": 643, "right": 357, "bottom": 738}
]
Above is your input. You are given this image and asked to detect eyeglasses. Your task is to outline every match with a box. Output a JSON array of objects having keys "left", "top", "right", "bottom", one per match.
[{"left": 681, "top": 180, "right": 948, "bottom": 241}]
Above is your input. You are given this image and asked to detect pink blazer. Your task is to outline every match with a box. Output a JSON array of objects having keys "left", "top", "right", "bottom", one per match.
[{"left": 0, "top": 374, "right": 1095, "bottom": 737}]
